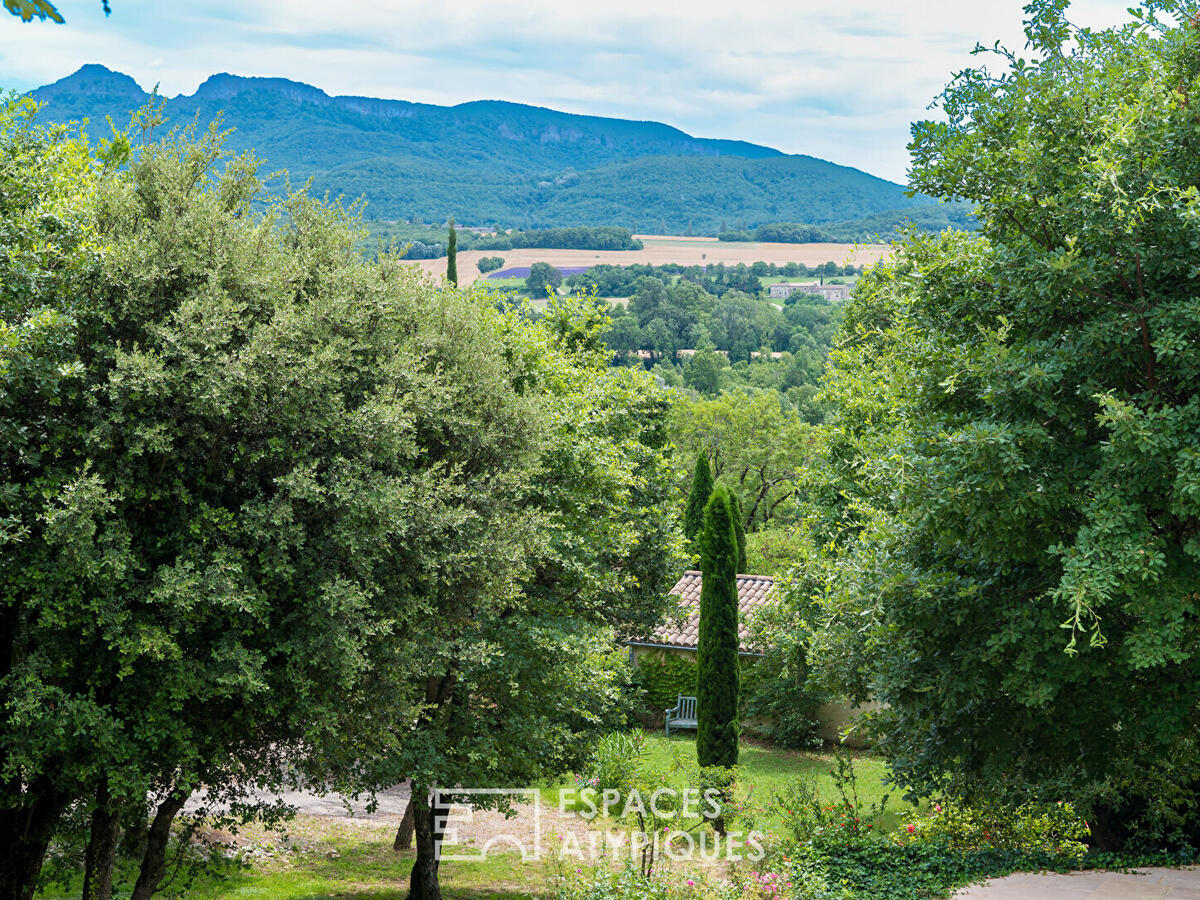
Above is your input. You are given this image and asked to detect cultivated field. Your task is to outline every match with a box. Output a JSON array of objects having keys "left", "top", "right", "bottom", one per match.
[{"left": 403, "top": 235, "right": 891, "bottom": 287}]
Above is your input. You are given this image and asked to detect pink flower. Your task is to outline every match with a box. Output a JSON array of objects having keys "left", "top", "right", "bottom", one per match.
[
  {"left": 686, "top": 880, "right": 695, "bottom": 887},
  {"left": 905, "top": 824, "right": 916, "bottom": 834}
]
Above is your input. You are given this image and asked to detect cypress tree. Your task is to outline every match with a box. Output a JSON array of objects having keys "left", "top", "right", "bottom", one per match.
[
  {"left": 683, "top": 450, "right": 714, "bottom": 546},
  {"left": 729, "top": 491, "right": 747, "bottom": 573},
  {"left": 446, "top": 219, "right": 458, "bottom": 286},
  {"left": 696, "top": 483, "right": 740, "bottom": 768}
]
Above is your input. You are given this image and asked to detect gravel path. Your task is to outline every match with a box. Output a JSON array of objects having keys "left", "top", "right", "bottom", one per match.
[
  {"left": 955, "top": 867, "right": 1200, "bottom": 899},
  {"left": 186, "top": 781, "right": 412, "bottom": 819}
]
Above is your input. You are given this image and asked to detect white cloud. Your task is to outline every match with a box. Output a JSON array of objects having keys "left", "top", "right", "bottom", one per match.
[{"left": 0, "top": 0, "right": 1134, "bottom": 181}]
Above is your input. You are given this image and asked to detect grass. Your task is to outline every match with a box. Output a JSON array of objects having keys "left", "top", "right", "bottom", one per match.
[
  {"left": 640, "top": 735, "right": 916, "bottom": 832},
  {"left": 178, "top": 850, "right": 543, "bottom": 900},
  {"left": 477, "top": 276, "right": 527, "bottom": 290},
  {"left": 542, "top": 735, "right": 921, "bottom": 836},
  {"left": 40, "top": 739, "right": 921, "bottom": 899},
  {"left": 40, "top": 819, "right": 551, "bottom": 900}
]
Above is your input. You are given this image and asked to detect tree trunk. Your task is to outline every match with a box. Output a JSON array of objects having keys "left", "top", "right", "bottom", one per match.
[
  {"left": 82, "top": 788, "right": 123, "bottom": 900},
  {"left": 129, "top": 790, "right": 188, "bottom": 900},
  {"left": 0, "top": 779, "right": 69, "bottom": 900},
  {"left": 409, "top": 670, "right": 457, "bottom": 898},
  {"left": 393, "top": 794, "right": 415, "bottom": 852},
  {"left": 407, "top": 785, "right": 447, "bottom": 900}
]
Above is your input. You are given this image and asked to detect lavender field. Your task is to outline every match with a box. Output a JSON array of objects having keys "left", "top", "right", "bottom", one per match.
[{"left": 486, "top": 265, "right": 591, "bottom": 279}]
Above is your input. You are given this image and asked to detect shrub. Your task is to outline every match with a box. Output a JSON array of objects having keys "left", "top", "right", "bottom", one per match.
[
  {"left": 581, "top": 730, "right": 646, "bottom": 804},
  {"left": 631, "top": 653, "right": 781, "bottom": 729},
  {"left": 477, "top": 255, "right": 505, "bottom": 273},
  {"left": 741, "top": 568, "right": 829, "bottom": 750},
  {"left": 771, "top": 750, "right": 890, "bottom": 848},
  {"left": 765, "top": 754, "right": 1102, "bottom": 900},
  {"left": 730, "top": 868, "right": 797, "bottom": 900},
  {"left": 577, "top": 731, "right": 690, "bottom": 876},
  {"left": 901, "top": 799, "right": 1089, "bottom": 861}
]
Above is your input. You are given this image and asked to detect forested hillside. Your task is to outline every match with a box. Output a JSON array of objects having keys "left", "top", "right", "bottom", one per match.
[{"left": 29, "top": 64, "right": 929, "bottom": 231}]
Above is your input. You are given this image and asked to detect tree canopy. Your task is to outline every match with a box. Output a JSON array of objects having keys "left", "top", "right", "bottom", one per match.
[
  {"left": 807, "top": 0, "right": 1200, "bottom": 849},
  {"left": 4, "top": 0, "right": 108, "bottom": 22},
  {"left": 526, "top": 261, "right": 563, "bottom": 298},
  {"left": 0, "top": 104, "right": 681, "bottom": 900}
]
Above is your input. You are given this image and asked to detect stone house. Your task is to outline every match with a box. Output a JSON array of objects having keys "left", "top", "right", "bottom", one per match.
[
  {"left": 767, "top": 282, "right": 850, "bottom": 302},
  {"left": 627, "top": 570, "right": 877, "bottom": 746}
]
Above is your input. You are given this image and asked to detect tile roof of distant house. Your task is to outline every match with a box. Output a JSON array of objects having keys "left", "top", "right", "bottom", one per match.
[{"left": 630, "top": 571, "right": 774, "bottom": 655}]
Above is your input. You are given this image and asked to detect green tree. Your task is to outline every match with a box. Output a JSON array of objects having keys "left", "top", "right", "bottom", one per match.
[
  {"left": 669, "top": 389, "right": 815, "bottom": 530},
  {"left": 357, "top": 293, "right": 681, "bottom": 899},
  {"left": 812, "top": 0, "right": 1200, "bottom": 849},
  {"left": 683, "top": 450, "right": 714, "bottom": 546},
  {"left": 5, "top": 0, "right": 108, "bottom": 22},
  {"left": 446, "top": 218, "right": 458, "bottom": 285},
  {"left": 0, "top": 114, "right": 543, "bottom": 900},
  {"left": 525, "top": 261, "right": 562, "bottom": 298},
  {"left": 696, "top": 484, "right": 740, "bottom": 769},
  {"left": 728, "top": 490, "right": 747, "bottom": 573},
  {"left": 0, "top": 95, "right": 102, "bottom": 900},
  {"left": 683, "top": 340, "right": 725, "bottom": 396},
  {"left": 603, "top": 312, "right": 643, "bottom": 360}
]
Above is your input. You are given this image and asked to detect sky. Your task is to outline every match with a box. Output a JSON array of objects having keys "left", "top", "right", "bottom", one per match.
[{"left": 0, "top": 0, "right": 1135, "bottom": 183}]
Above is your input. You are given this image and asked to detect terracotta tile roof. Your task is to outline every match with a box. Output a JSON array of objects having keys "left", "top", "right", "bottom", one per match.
[{"left": 630, "top": 571, "right": 774, "bottom": 655}]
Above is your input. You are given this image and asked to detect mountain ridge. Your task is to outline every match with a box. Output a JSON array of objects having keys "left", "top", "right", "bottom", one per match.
[
  {"left": 28, "top": 65, "right": 928, "bottom": 232},
  {"left": 35, "top": 65, "right": 783, "bottom": 163}
]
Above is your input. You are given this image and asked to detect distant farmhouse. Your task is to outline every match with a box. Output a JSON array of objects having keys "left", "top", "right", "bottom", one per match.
[
  {"left": 626, "top": 571, "right": 773, "bottom": 661},
  {"left": 628, "top": 570, "right": 879, "bottom": 747},
  {"left": 768, "top": 282, "right": 850, "bottom": 302}
]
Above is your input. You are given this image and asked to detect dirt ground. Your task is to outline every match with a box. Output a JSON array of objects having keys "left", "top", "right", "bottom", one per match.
[
  {"left": 192, "top": 783, "right": 741, "bottom": 875},
  {"left": 403, "top": 235, "right": 891, "bottom": 287}
]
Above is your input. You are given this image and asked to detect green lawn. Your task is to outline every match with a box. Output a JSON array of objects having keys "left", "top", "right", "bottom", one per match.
[
  {"left": 477, "top": 276, "right": 527, "bottom": 290},
  {"left": 643, "top": 735, "right": 916, "bottom": 832},
  {"left": 41, "top": 739, "right": 922, "bottom": 899},
  {"left": 39, "top": 820, "right": 547, "bottom": 900},
  {"left": 543, "top": 734, "right": 922, "bottom": 835}
]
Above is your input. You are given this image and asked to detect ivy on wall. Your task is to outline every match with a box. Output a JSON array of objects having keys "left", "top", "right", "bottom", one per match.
[
  {"left": 630, "top": 652, "right": 767, "bottom": 715},
  {"left": 631, "top": 652, "right": 698, "bottom": 712}
]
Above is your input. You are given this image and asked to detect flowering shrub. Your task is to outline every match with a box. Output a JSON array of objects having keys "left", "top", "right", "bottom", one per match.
[
  {"left": 732, "top": 868, "right": 794, "bottom": 900},
  {"left": 899, "top": 799, "right": 1090, "bottom": 861},
  {"left": 770, "top": 750, "right": 890, "bottom": 847},
  {"left": 756, "top": 752, "right": 1107, "bottom": 900}
]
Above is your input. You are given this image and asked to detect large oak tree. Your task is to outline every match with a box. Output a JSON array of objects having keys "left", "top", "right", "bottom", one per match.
[
  {"left": 810, "top": 0, "right": 1200, "bottom": 849},
  {"left": 0, "top": 109, "right": 543, "bottom": 900}
]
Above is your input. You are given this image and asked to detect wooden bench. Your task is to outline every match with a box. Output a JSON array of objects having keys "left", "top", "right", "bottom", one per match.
[{"left": 664, "top": 694, "right": 697, "bottom": 737}]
